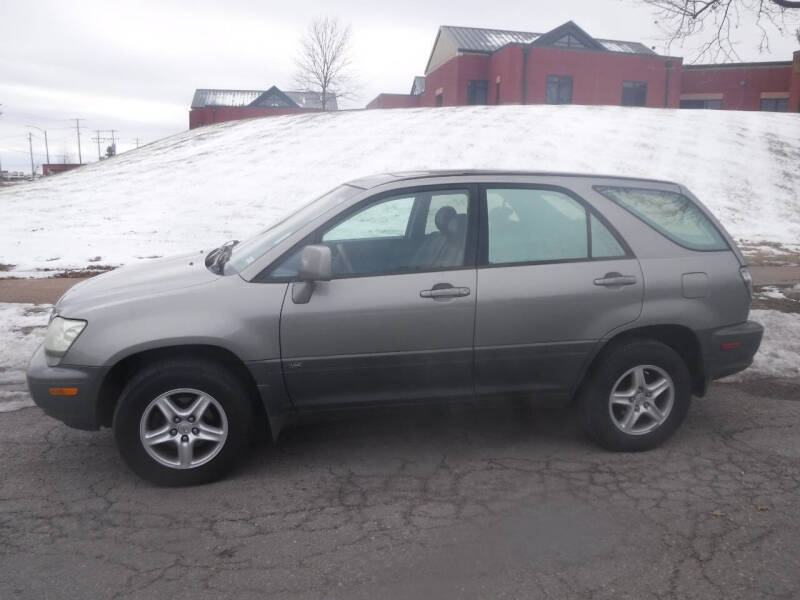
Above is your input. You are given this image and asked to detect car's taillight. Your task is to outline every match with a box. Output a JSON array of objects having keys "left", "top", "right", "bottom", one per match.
[{"left": 739, "top": 266, "right": 753, "bottom": 299}]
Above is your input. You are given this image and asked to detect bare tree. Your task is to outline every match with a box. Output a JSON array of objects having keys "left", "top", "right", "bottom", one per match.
[
  {"left": 294, "top": 17, "right": 356, "bottom": 110},
  {"left": 641, "top": 0, "right": 800, "bottom": 61}
]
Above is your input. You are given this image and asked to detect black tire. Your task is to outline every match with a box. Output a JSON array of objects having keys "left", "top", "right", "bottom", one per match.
[
  {"left": 113, "top": 358, "right": 254, "bottom": 486},
  {"left": 579, "top": 339, "right": 691, "bottom": 452}
]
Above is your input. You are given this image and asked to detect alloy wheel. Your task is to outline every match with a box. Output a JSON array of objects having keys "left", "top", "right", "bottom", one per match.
[
  {"left": 138, "top": 388, "right": 228, "bottom": 469},
  {"left": 608, "top": 365, "right": 674, "bottom": 436}
]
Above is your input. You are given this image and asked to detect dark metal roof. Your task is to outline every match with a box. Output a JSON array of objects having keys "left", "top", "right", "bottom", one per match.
[
  {"left": 191, "top": 88, "right": 337, "bottom": 110},
  {"left": 251, "top": 86, "right": 300, "bottom": 108},
  {"left": 683, "top": 60, "right": 792, "bottom": 70},
  {"left": 347, "top": 170, "right": 678, "bottom": 189},
  {"left": 442, "top": 26, "right": 540, "bottom": 52},
  {"left": 410, "top": 76, "right": 426, "bottom": 95},
  {"left": 597, "top": 39, "right": 655, "bottom": 54},
  {"left": 191, "top": 89, "right": 262, "bottom": 108},
  {"left": 439, "top": 24, "right": 656, "bottom": 56},
  {"left": 285, "top": 91, "right": 338, "bottom": 110}
]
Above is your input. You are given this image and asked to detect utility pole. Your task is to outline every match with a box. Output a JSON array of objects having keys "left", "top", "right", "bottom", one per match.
[
  {"left": 135, "top": 137, "right": 140, "bottom": 149},
  {"left": 26, "top": 124, "right": 50, "bottom": 165},
  {"left": 107, "top": 129, "right": 118, "bottom": 157},
  {"left": 91, "top": 130, "right": 117, "bottom": 159},
  {"left": 94, "top": 130, "right": 102, "bottom": 160},
  {"left": 28, "top": 132, "right": 35, "bottom": 179},
  {"left": 74, "top": 118, "right": 84, "bottom": 164}
]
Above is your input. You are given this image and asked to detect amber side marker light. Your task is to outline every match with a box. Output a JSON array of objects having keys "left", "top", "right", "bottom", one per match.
[
  {"left": 49, "top": 387, "right": 78, "bottom": 396},
  {"left": 720, "top": 342, "right": 742, "bottom": 350}
]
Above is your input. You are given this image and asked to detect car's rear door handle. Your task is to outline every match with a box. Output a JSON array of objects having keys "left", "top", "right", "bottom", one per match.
[
  {"left": 593, "top": 272, "right": 637, "bottom": 287},
  {"left": 420, "top": 284, "right": 471, "bottom": 299}
]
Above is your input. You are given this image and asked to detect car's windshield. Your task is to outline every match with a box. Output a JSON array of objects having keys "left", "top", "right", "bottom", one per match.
[{"left": 225, "top": 184, "right": 362, "bottom": 273}]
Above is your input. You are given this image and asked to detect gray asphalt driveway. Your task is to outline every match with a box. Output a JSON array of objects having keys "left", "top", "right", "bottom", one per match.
[{"left": 1, "top": 380, "right": 799, "bottom": 599}]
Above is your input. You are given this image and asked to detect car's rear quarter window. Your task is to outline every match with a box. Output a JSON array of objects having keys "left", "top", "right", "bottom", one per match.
[{"left": 595, "top": 186, "right": 728, "bottom": 251}]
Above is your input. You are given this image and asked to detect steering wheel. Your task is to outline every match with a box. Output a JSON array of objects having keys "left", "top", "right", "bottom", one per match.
[{"left": 335, "top": 242, "right": 355, "bottom": 274}]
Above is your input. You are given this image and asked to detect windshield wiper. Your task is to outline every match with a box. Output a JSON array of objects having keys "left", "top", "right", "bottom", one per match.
[{"left": 206, "top": 240, "right": 239, "bottom": 274}]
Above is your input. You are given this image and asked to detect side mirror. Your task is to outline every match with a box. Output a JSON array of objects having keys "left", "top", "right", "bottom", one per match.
[
  {"left": 298, "top": 244, "right": 332, "bottom": 282},
  {"left": 292, "top": 245, "right": 332, "bottom": 304}
]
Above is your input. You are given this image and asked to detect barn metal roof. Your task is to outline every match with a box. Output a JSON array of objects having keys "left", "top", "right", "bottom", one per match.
[{"left": 191, "top": 88, "right": 337, "bottom": 110}]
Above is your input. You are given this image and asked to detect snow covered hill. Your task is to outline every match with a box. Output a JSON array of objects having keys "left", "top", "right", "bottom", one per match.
[{"left": 1, "top": 105, "right": 799, "bottom": 277}]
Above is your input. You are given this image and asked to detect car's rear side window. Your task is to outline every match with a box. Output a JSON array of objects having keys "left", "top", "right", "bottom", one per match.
[
  {"left": 595, "top": 186, "right": 728, "bottom": 251},
  {"left": 486, "top": 188, "right": 588, "bottom": 264}
]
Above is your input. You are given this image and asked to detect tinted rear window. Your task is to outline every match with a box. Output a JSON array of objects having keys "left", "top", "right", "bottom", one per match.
[{"left": 595, "top": 186, "right": 728, "bottom": 251}]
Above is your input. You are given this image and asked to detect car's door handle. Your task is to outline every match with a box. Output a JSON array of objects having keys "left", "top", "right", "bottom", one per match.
[
  {"left": 593, "top": 273, "right": 637, "bottom": 287},
  {"left": 420, "top": 285, "right": 471, "bottom": 299}
]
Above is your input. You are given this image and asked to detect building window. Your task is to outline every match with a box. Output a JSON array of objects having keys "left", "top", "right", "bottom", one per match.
[
  {"left": 467, "top": 80, "right": 488, "bottom": 105},
  {"left": 680, "top": 98, "right": 723, "bottom": 110},
  {"left": 546, "top": 75, "right": 573, "bottom": 104},
  {"left": 435, "top": 92, "right": 443, "bottom": 107},
  {"left": 760, "top": 98, "right": 788, "bottom": 112},
  {"left": 622, "top": 81, "right": 647, "bottom": 107},
  {"left": 552, "top": 34, "right": 587, "bottom": 49}
]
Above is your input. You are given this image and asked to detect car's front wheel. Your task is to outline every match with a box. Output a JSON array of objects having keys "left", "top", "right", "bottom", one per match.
[
  {"left": 113, "top": 359, "right": 253, "bottom": 486},
  {"left": 580, "top": 339, "right": 691, "bottom": 451}
]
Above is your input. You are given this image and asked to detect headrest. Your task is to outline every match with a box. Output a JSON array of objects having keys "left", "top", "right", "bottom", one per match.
[{"left": 434, "top": 206, "right": 458, "bottom": 232}]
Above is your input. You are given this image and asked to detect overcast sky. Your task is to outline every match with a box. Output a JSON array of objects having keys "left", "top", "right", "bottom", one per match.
[{"left": 1, "top": 0, "right": 798, "bottom": 172}]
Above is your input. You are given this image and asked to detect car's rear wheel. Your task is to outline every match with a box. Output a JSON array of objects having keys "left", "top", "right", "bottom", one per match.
[
  {"left": 113, "top": 359, "right": 253, "bottom": 486},
  {"left": 580, "top": 339, "right": 691, "bottom": 451}
]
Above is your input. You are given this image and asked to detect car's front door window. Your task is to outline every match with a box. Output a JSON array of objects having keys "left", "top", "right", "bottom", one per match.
[
  {"left": 323, "top": 196, "right": 415, "bottom": 241},
  {"left": 268, "top": 188, "right": 472, "bottom": 279}
]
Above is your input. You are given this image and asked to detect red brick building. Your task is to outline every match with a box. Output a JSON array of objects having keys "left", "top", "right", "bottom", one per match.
[
  {"left": 189, "top": 86, "right": 337, "bottom": 129},
  {"left": 367, "top": 21, "right": 800, "bottom": 113},
  {"left": 42, "top": 163, "right": 82, "bottom": 176}
]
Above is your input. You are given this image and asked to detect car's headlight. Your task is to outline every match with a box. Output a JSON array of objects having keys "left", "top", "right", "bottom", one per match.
[{"left": 44, "top": 316, "right": 87, "bottom": 366}]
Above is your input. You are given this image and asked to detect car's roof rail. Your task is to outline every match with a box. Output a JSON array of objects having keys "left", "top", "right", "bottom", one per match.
[{"left": 346, "top": 170, "right": 680, "bottom": 189}]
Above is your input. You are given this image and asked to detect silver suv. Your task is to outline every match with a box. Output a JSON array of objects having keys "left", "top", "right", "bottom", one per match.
[{"left": 27, "top": 171, "right": 763, "bottom": 485}]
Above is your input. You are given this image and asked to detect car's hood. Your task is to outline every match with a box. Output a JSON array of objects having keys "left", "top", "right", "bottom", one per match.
[{"left": 56, "top": 251, "right": 218, "bottom": 315}]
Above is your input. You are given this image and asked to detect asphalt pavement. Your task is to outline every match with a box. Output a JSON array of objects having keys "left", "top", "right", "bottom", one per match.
[{"left": 1, "top": 379, "right": 799, "bottom": 599}]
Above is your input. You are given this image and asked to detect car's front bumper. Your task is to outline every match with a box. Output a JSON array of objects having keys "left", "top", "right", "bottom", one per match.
[
  {"left": 704, "top": 320, "right": 764, "bottom": 381},
  {"left": 26, "top": 345, "right": 106, "bottom": 430}
]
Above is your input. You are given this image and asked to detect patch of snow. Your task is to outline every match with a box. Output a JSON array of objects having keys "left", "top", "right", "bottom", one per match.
[
  {"left": 1, "top": 106, "right": 799, "bottom": 277},
  {"left": 0, "top": 303, "right": 50, "bottom": 412},
  {"left": 723, "top": 309, "right": 800, "bottom": 382},
  {"left": 756, "top": 286, "right": 788, "bottom": 300}
]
